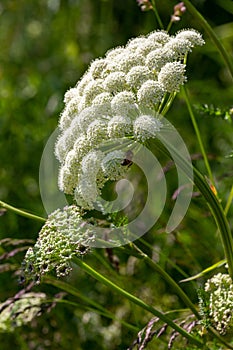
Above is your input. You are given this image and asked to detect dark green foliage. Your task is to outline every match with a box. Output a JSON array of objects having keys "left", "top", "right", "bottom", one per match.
[{"left": 0, "top": 0, "right": 233, "bottom": 349}]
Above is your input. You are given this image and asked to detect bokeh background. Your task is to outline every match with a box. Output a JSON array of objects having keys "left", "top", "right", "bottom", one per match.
[{"left": 0, "top": 0, "right": 232, "bottom": 349}]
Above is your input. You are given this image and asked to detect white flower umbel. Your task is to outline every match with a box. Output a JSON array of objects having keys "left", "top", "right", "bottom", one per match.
[
  {"left": 133, "top": 114, "right": 163, "bottom": 142},
  {"left": 101, "top": 150, "right": 127, "bottom": 180},
  {"left": 111, "top": 91, "right": 137, "bottom": 115},
  {"left": 23, "top": 206, "right": 95, "bottom": 281},
  {"left": 164, "top": 37, "right": 193, "bottom": 58},
  {"left": 86, "top": 119, "right": 108, "bottom": 145},
  {"left": 147, "top": 30, "right": 170, "bottom": 45},
  {"left": 58, "top": 165, "right": 78, "bottom": 194},
  {"left": 107, "top": 115, "right": 132, "bottom": 138},
  {"left": 145, "top": 48, "right": 174, "bottom": 73},
  {"left": 59, "top": 97, "right": 81, "bottom": 130},
  {"left": 175, "top": 29, "right": 205, "bottom": 47},
  {"left": 126, "top": 66, "right": 153, "bottom": 89},
  {"left": 92, "top": 92, "right": 112, "bottom": 115},
  {"left": 158, "top": 62, "right": 187, "bottom": 93},
  {"left": 89, "top": 58, "right": 108, "bottom": 79},
  {"left": 137, "top": 80, "right": 165, "bottom": 107},
  {"left": 205, "top": 273, "right": 233, "bottom": 334},
  {"left": 103, "top": 71, "right": 127, "bottom": 93},
  {"left": 77, "top": 174, "right": 100, "bottom": 209},
  {"left": 83, "top": 79, "right": 104, "bottom": 106},
  {"left": 72, "top": 106, "right": 97, "bottom": 132},
  {"left": 55, "top": 28, "right": 204, "bottom": 206},
  {"left": 81, "top": 150, "right": 104, "bottom": 175}
]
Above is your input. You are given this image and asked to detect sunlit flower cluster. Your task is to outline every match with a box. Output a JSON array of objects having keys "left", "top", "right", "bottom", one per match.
[
  {"left": 55, "top": 29, "right": 204, "bottom": 208},
  {"left": 204, "top": 273, "right": 233, "bottom": 334},
  {"left": 23, "top": 206, "right": 96, "bottom": 280}
]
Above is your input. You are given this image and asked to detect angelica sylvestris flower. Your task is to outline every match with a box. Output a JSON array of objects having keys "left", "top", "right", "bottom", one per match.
[
  {"left": 55, "top": 28, "right": 204, "bottom": 208},
  {"left": 158, "top": 61, "right": 187, "bottom": 93},
  {"left": 204, "top": 273, "right": 233, "bottom": 334},
  {"left": 23, "top": 206, "right": 96, "bottom": 281},
  {"left": 137, "top": 80, "right": 165, "bottom": 106},
  {"left": 134, "top": 114, "right": 163, "bottom": 141}
]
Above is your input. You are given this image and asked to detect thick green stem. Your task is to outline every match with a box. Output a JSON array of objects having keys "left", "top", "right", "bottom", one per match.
[
  {"left": 154, "top": 137, "right": 233, "bottom": 279},
  {"left": 224, "top": 184, "right": 233, "bottom": 216},
  {"left": 193, "top": 168, "right": 233, "bottom": 279},
  {"left": 0, "top": 200, "right": 46, "bottom": 223},
  {"left": 43, "top": 276, "right": 137, "bottom": 331},
  {"left": 184, "top": 0, "right": 233, "bottom": 79},
  {"left": 73, "top": 258, "right": 204, "bottom": 347},
  {"left": 129, "top": 243, "right": 200, "bottom": 319},
  {"left": 182, "top": 86, "right": 214, "bottom": 185},
  {"left": 161, "top": 92, "right": 177, "bottom": 116}
]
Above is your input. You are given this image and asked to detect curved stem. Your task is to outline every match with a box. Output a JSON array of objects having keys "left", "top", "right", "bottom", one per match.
[
  {"left": 166, "top": 20, "right": 173, "bottom": 33},
  {"left": 151, "top": 0, "right": 164, "bottom": 29},
  {"left": 123, "top": 243, "right": 200, "bottom": 319},
  {"left": 224, "top": 184, "right": 233, "bottom": 216},
  {"left": 161, "top": 92, "right": 177, "bottom": 116},
  {"left": 184, "top": 0, "right": 233, "bottom": 80},
  {"left": 73, "top": 258, "right": 204, "bottom": 347},
  {"left": 0, "top": 200, "right": 46, "bottom": 223},
  {"left": 193, "top": 168, "right": 233, "bottom": 279},
  {"left": 153, "top": 137, "right": 233, "bottom": 279},
  {"left": 43, "top": 276, "right": 138, "bottom": 331},
  {"left": 182, "top": 86, "right": 214, "bottom": 185}
]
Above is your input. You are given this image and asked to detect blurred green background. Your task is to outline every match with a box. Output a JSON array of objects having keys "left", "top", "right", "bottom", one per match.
[{"left": 0, "top": 0, "right": 232, "bottom": 349}]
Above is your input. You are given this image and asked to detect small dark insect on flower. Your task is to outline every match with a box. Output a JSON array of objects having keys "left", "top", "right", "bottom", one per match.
[{"left": 121, "top": 150, "right": 133, "bottom": 167}]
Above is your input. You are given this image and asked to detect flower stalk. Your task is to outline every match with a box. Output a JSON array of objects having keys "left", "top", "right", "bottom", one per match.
[
  {"left": 0, "top": 200, "right": 46, "bottom": 223},
  {"left": 73, "top": 257, "right": 204, "bottom": 347},
  {"left": 152, "top": 136, "right": 233, "bottom": 280}
]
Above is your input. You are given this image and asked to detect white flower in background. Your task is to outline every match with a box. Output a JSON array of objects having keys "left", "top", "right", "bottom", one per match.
[
  {"left": 204, "top": 273, "right": 233, "bottom": 334},
  {"left": 55, "top": 28, "right": 204, "bottom": 206}
]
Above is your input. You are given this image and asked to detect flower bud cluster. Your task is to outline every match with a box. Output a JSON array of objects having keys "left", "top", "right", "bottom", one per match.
[
  {"left": 23, "top": 206, "right": 96, "bottom": 280},
  {"left": 204, "top": 273, "right": 233, "bottom": 334},
  {"left": 55, "top": 29, "right": 204, "bottom": 208}
]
